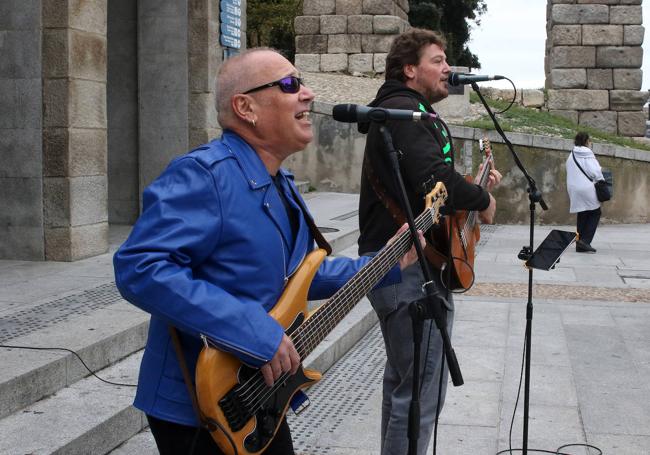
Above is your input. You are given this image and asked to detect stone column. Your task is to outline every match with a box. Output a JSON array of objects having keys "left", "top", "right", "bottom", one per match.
[
  {"left": 545, "top": 0, "right": 647, "bottom": 136},
  {"left": 188, "top": 0, "right": 222, "bottom": 149},
  {"left": 42, "top": 0, "right": 109, "bottom": 261},
  {"left": 294, "top": 0, "right": 409, "bottom": 75},
  {"left": 0, "top": 0, "right": 44, "bottom": 260}
]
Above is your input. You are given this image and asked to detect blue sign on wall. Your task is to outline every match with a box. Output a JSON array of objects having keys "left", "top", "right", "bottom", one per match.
[
  {"left": 220, "top": 0, "right": 241, "bottom": 17},
  {"left": 220, "top": 0, "right": 242, "bottom": 50},
  {"left": 220, "top": 34, "right": 241, "bottom": 49},
  {"left": 220, "top": 11, "right": 241, "bottom": 28}
]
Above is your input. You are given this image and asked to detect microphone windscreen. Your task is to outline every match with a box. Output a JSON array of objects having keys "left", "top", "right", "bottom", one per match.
[{"left": 332, "top": 104, "right": 357, "bottom": 123}]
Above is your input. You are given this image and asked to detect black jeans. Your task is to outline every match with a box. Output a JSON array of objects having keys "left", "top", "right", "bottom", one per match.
[
  {"left": 147, "top": 414, "right": 295, "bottom": 455},
  {"left": 577, "top": 207, "right": 601, "bottom": 245}
]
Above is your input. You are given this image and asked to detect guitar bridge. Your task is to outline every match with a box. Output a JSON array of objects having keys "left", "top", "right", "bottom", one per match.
[{"left": 219, "top": 387, "right": 250, "bottom": 432}]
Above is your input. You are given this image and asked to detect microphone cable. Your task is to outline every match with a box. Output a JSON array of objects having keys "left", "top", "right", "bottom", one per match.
[
  {"left": 0, "top": 343, "right": 137, "bottom": 387},
  {"left": 491, "top": 77, "right": 517, "bottom": 115}
]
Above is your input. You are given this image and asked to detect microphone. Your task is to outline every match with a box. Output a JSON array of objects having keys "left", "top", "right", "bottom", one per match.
[
  {"left": 332, "top": 104, "right": 436, "bottom": 123},
  {"left": 448, "top": 72, "right": 505, "bottom": 86}
]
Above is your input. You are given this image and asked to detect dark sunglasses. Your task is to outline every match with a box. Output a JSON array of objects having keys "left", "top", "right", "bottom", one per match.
[{"left": 243, "top": 76, "right": 303, "bottom": 95}]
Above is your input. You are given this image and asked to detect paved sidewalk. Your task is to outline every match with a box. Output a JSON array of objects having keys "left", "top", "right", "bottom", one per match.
[{"left": 288, "top": 223, "right": 650, "bottom": 455}]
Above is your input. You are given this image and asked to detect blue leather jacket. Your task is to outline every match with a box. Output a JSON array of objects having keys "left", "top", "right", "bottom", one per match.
[{"left": 114, "top": 131, "right": 400, "bottom": 426}]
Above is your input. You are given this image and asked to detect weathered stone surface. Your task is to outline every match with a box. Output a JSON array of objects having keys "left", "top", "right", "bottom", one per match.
[
  {"left": 522, "top": 90, "right": 545, "bottom": 107},
  {"left": 40, "top": 0, "right": 67, "bottom": 27},
  {"left": 43, "top": 79, "right": 69, "bottom": 128},
  {"left": 294, "top": 16, "right": 319, "bottom": 35},
  {"left": 320, "top": 15, "right": 347, "bottom": 34},
  {"left": 551, "top": 25, "right": 581, "bottom": 45},
  {"left": 373, "top": 15, "right": 403, "bottom": 34},
  {"left": 320, "top": 53, "right": 348, "bottom": 72},
  {"left": 619, "top": 0, "right": 641, "bottom": 4},
  {"left": 348, "top": 15, "right": 373, "bottom": 34},
  {"left": 348, "top": 53, "right": 373, "bottom": 74},
  {"left": 295, "top": 34, "right": 328, "bottom": 54},
  {"left": 610, "top": 90, "right": 648, "bottom": 111},
  {"left": 189, "top": 92, "right": 217, "bottom": 130},
  {"left": 596, "top": 46, "right": 643, "bottom": 68},
  {"left": 69, "top": 79, "right": 107, "bottom": 128},
  {"left": 43, "top": 177, "right": 70, "bottom": 227},
  {"left": 582, "top": 25, "right": 623, "bottom": 45},
  {"left": 373, "top": 53, "right": 387, "bottom": 73},
  {"left": 68, "top": 0, "right": 107, "bottom": 35},
  {"left": 551, "top": 5, "right": 609, "bottom": 24},
  {"left": 336, "top": 0, "right": 362, "bottom": 15},
  {"left": 609, "top": 6, "right": 642, "bottom": 25},
  {"left": 328, "top": 34, "right": 361, "bottom": 53},
  {"left": 294, "top": 54, "right": 321, "bottom": 72},
  {"left": 578, "top": 110, "right": 618, "bottom": 134},
  {"left": 547, "top": 89, "right": 609, "bottom": 110},
  {"left": 550, "top": 69, "right": 587, "bottom": 89},
  {"left": 69, "top": 30, "right": 107, "bottom": 82},
  {"left": 42, "top": 29, "right": 68, "bottom": 78},
  {"left": 550, "top": 109, "right": 579, "bottom": 124},
  {"left": 586, "top": 68, "right": 613, "bottom": 89},
  {"left": 45, "top": 222, "right": 108, "bottom": 261},
  {"left": 576, "top": 0, "right": 620, "bottom": 4},
  {"left": 613, "top": 69, "right": 642, "bottom": 90},
  {"left": 617, "top": 111, "right": 646, "bottom": 136},
  {"left": 549, "top": 46, "right": 596, "bottom": 68},
  {"left": 361, "top": 34, "right": 395, "bottom": 53},
  {"left": 623, "top": 25, "right": 644, "bottom": 45},
  {"left": 362, "top": 0, "right": 394, "bottom": 15},
  {"left": 303, "top": 0, "right": 335, "bottom": 15},
  {"left": 43, "top": 128, "right": 107, "bottom": 177}
]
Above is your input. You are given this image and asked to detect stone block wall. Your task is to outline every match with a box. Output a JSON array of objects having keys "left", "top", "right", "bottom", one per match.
[
  {"left": 0, "top": 0, "right": 44, "bottom": 260},
  {"left": 294, "top": 0, "right": 409, "bottom": 74},
  {"left": 41, "top": 0, "right": 109, "bottom": 261},
  {"left": 545, "top": 0, "right": 647, "bottom": 136}
]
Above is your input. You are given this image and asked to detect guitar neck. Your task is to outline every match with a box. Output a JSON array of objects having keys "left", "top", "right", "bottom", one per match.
[
  {"left": 293, "top": 208, "right": 438, "bottom": 358},
  {"left": 465, "top": 155, "right": 493, "bottom": 231}
]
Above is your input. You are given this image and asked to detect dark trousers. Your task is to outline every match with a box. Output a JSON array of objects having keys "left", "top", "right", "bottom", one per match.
[
  {"left": 577, "top": 207, "right": 601, "bottom": 245},
  {"left": 147, "top": 414, "right": 295, "bottom": 455}
]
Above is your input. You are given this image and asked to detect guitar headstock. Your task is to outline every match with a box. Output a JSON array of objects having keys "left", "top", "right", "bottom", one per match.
[
  {"left": 423, "top": 182, "right": 448, "bottom": 225},
  {"left": 479, "top": 137, "right": 492, "bottom": 160}
]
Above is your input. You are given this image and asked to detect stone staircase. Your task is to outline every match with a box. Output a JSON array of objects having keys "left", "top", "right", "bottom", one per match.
[{"left": 0, "top": 191, "right": 373, "bottom": 455}]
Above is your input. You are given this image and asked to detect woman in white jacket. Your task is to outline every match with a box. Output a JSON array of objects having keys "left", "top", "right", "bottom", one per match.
[{"left": 566, "top": 132, "right": 603, "bottom": 253}]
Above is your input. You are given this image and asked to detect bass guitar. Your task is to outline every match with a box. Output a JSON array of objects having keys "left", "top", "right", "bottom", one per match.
[
  {"left": 440, "top": 138, "right": 494, "bottom": 291},
  {"left": 195, "top": 182, "right": 447, "bottom": 455}
]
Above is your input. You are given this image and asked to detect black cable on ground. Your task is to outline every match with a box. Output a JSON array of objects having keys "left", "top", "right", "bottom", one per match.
[
  {"left": 0, "top": 344, "right": 137, "bottom": 387},
  {"left": 497, "top": 331, "right": 603, "bottom": 455}
]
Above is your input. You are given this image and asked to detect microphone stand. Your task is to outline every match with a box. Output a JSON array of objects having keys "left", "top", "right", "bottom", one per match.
[
  {"left": 471, "top": 82, "right": 548, "bottom": 455},
  {"left": 377, "top": 125, "right": 464, "bottom": 455}
]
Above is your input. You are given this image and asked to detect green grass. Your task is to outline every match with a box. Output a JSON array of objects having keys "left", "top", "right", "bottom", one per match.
[{"left": 465, "top": 92, "right": 650, "bottom": 152}]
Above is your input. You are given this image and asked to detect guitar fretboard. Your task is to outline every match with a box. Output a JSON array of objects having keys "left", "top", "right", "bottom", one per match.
[{"left": 292, "top": 196, "right": 443, "bottom": 358}]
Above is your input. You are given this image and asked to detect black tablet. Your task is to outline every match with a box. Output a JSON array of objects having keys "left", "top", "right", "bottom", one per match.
[{"left": 525, "top": 230, "right": 577, "bottom": 271}]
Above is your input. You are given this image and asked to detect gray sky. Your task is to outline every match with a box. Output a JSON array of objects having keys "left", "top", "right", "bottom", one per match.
[{"left": 468, "top": 0, "right": 648, "bottom": 90}]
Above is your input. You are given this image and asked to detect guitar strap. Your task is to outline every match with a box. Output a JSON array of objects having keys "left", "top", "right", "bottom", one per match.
[
  {"left": 362, "top": 155, "right": 449, "bottom": 270},
  {"left": 168, "top": 326, "right": 216, "bottom": 431},
  {"left": 287, "top": 181, "right": 333, "bottom": 255}
]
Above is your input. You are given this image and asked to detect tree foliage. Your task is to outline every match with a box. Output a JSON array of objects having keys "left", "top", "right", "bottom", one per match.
[
  {"left": 246, "top": 0, "right": 301, "bottom": 61},
  {"left": 408, "top": 0, "right": 487, "bottom": 69}
]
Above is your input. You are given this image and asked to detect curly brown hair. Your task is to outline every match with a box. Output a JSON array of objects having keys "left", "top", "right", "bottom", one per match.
[{"left": 385, "top": 28, "right": 447, "bottom": 82}]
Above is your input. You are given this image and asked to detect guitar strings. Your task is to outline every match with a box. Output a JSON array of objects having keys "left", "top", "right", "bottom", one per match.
[
  {"left": 234, "top": 230, "right": 415, "bottom": 413},
  {"left": 233, "top": 205, "right": 443, "bottom": 417}
]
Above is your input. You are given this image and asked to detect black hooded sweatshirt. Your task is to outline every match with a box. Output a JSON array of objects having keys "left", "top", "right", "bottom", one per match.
[{"left": 357, "top": 80, "right": 490, "bottom": 256}]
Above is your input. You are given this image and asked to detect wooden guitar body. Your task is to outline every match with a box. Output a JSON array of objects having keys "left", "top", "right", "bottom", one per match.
[
  {"left": 443, "top": 174, "right": 482, "bottom": 290},
  {"left": 195, "top": 250, "right": 326, "bottom": 455}
]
